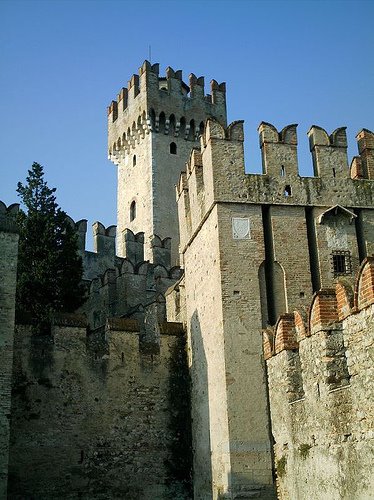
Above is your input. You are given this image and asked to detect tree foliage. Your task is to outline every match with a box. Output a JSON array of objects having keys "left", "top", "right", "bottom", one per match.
[{"left": 16, "top": 162, "right": 86, "bottom": 333}]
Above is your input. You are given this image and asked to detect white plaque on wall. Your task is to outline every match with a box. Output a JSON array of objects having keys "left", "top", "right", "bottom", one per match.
[{"left": 232, "top": 218, "right": 251, "bottom": 240}]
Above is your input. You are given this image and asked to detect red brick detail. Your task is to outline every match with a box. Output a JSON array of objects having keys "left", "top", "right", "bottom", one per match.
[
  {"left": 356, "top": 128, "right": 374, "bottom": 179},
  {"left": 274, "top": 314, "right": 298, "bottom": 354},
  {"left": 355, "top": 257, "right": 374, "bottom": 310},
  {"left": 263, "top": 329, "right": 274, "bottom": 360},
  {"left": 335, "top": 282, "right": 353, "bottom": 320},
  {"left": 294, "top": 310, "right": 308, "bottom": 340},
  {"left": 350, "top": 156, "right": 363, "bottom": 179},
  {"left": 309, "top": 289, "right": 338, "bottom": 333}
]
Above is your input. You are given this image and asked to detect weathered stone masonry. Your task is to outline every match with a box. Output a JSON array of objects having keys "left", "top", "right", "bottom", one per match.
[
  {"left": 0, "top": 202, "right": 19, "bottom": 500},
  {"left": 264, "top": 258, "right": 374, "bottom": 500},
  {"left": 8, "top": 317, "right": 191, "bottom": 500}
]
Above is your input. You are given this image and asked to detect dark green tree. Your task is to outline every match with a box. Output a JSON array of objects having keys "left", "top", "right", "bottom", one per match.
[{"left": 16, "top": 162, "right": 86, "bottom": 333}]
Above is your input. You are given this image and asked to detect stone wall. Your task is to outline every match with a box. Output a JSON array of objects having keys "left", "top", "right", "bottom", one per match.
[
  {"left": 8, "top": 316, "right": 191, "bottom": 499},
  {"left": 264, "top": 258, "right": 374, "bottom": 500},
  {"left": 78, "top": 228, "right": 183, "bottom": 332},
  {"left": 0, "top": 201, "right": 19, "bottom": 499}
]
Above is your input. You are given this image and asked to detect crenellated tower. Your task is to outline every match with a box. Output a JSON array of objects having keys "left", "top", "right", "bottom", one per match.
[{"left": 108, "top": 61, "right": 227, "bottom": 265}]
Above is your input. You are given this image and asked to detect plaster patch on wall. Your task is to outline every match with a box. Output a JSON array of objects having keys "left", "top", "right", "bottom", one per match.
[
  {"left": 325, "top": 225, "right": 348, "bottom": 249},
  {"left": 232, "top": 218, "right": 251, "bottom": 240}
]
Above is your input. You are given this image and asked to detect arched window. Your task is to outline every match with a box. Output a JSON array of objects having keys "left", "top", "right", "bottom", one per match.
[
  {"left": 170, "top": 142, "right": 177, "bottom": 154},
  {"left": 133, "top": 155, "right": 136, "bottom": 167},
  {"left": 199, "top": 121, "right": 204, "bottom": 137},
  {"left": 284, "top": 185, "right": 292, "bottom": 197},
  {"left": 130, "top": 200, "right": 136, "bottom": 221}
]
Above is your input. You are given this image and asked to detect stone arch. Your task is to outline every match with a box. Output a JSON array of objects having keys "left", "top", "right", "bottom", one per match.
[
  {"left": 159, "top": 112, "right": 166, "bottom": 134},
  {"left": 169, "top": 114, "right": 176, "bottom": 136},
  {"left": 149, "top": 108, "right": 156, "bottom": 130},
  {"left": 199, "top": 121, "right": 205, "bottom": 137},
  {"left": 188, "top": 119, "right": 195, "bottom": 141},
  {"left": 130, "top": 200, "right": 136, "bottom": 221},
  {"left": 179, "top": 116, "right": 186, "bottom": 137},
  {"left": 273, "top": 261, "right": 287, "bottom": 321}
]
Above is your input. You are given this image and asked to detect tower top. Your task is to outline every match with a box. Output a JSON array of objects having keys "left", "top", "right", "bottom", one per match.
[{"left": 108, "top": 61, "right": 227, "bottom": 162}]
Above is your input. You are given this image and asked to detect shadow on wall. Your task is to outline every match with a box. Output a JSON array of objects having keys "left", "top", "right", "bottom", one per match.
[
  {"left": 218, "top": 472, "right": 277, "bottom": 500},
  {"left": 190, "top": 310, "right": 213, "bottom": 497}
]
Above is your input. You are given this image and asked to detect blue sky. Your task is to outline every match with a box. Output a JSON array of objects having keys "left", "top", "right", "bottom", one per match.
[{"left": 1, "top": 0, "right": 373, "bottom": 249}]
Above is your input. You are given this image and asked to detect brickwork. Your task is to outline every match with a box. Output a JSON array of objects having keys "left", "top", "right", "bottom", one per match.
[
  {"left": 264, "top": 258, "right": 374, "bottom": 499},
  {"left": 0, "top": 201, "right": 19, "bottom": 499},
  {"left": 176, "top": 115, "right": 374, "bottom": 499}
]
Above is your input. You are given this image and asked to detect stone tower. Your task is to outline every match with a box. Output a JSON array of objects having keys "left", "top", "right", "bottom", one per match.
[{"left": 108, "top": 60, "right": 226, "bottom": 265}]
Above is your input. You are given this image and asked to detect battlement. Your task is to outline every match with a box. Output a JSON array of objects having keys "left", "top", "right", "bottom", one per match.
[
  {"left": 0, "top": 200, "right": 19, "bottom": 233},
  {"left": 178, "top": 120, "right": 374, "bottom": 251},
  {"left": 108, "top": 61, "right": 227, "bottom": 161},
  {"left": 265, "top": 258, "right": 374, "bottom": 498},
  {"left": 84, "top": 251, "right": 181, "bottom": 312},
  {"left": 263, "top": 257, "right": 374, "bottom": 365}
]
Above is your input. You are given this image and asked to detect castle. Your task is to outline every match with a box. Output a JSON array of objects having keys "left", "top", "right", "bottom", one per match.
[{"left": 0, "top": 61, "right": 373, "bottom": 499}]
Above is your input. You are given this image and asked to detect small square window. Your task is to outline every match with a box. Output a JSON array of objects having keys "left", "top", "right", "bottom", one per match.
[{"left": 331, "top": 250, "right": 352, "bottom": 277}]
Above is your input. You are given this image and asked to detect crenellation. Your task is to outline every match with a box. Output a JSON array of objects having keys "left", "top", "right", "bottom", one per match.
[
  {"left": 122, "top": 228, "right": 144, "bottom": 265},
  {"left": 265, "top": 259, "right": 373, "bottom": 499},
  {"left": 259, "top": 122, "right": 299, "bottom": 177},
  {"left": 108, "top": 62, "right": 227, "bottom": 263},
  {"left": 150, "top": 234, "right": 171, "bottom": 268},
  {"left": 75, "top": 218, "right": 87, "bottom": 253},
  {"left": 308, "top": 125, "right": 349, "bottom": 178},
  {"left": 189, "top": 73, "right": 204, "bottom": 99},
  {"left": 93, "top": 221, "right": 116, "bottom": 257},
  {"left": 0, "top": 201, "right": 19, "bottom": 233},
  {"left": 356, "top": 128, "right": 374, "bottom": 179},
  {"left": 210, "top": 79, "right": 226, "bottom": 106}
]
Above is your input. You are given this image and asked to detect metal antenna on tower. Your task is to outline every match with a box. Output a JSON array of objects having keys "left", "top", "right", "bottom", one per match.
[{"left": 149, "top": 45, "right": 152, "bottom": 63}]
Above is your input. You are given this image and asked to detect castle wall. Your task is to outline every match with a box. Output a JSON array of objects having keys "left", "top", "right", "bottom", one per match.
[
  {"left": 183, "top": 205, "right": 231, "bottom": 498},
  {"left": 267, "top": 205, "right": 313, "bottom": 314},
  {"left": 176, "top": 118, "right": 374, "bottom": 499},
  {"left": 264, "top": 259, "right": 374, "bottom": 500},
  {"left": 181, "top": 196, "right": 275, "bottom": 497},
  {"left": 8, "top": 318, "right": 191, "bottom": 499},
  {"left": 215, "top": 203, "right": 275, "bottom": 497},
  {"left": 0, "top": 202, "right": 19, "bottom": 499}
]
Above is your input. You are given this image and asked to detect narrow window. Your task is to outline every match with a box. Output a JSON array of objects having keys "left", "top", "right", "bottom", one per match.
[
  {"left": 170, "top": 142, "right": 177, "bottom": 154},
  {"left": 199, "top": 121, "right": 205, "bottom": 137},
  {"left": 133, "top": 155, "right": 136, "bottom": 167},
  {"left": 130, "top": 200, "right": 136, "bottom": 222},
  {"left": 284, "top": 185, "right": 292, "bottom": 197},
  {"left": 332, "top": 167, "right": 336, "bottom": 177},
  {"left": 281, "top": 165, "right": 285, "bottom": 177},
  {"left": 331, "top": 250, "right": 352, "bottom": 276},
  {"left": 121, "top": 352, "right": 124, "bottom": 363}
]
